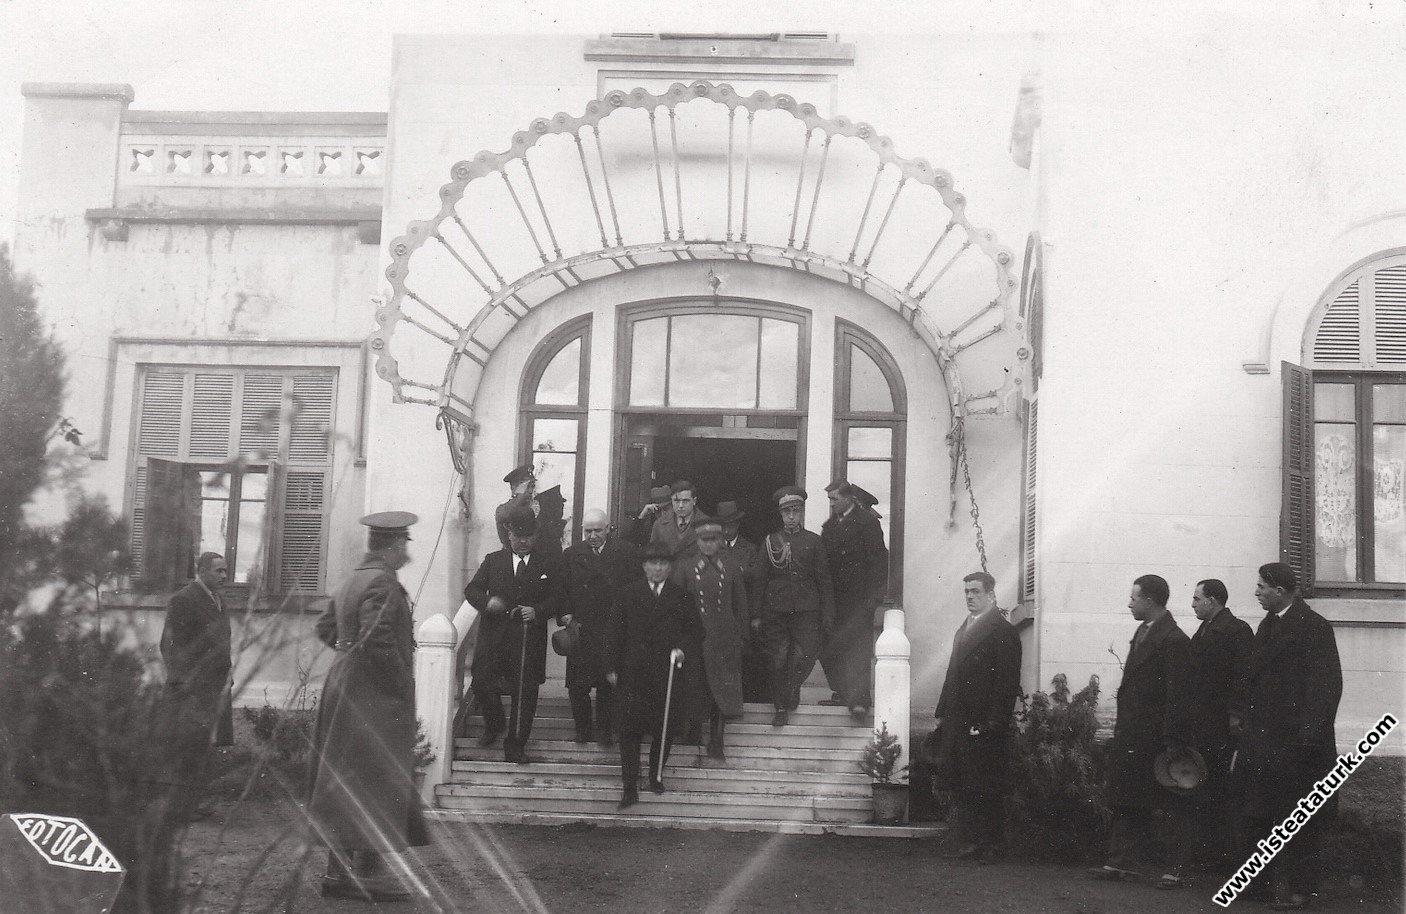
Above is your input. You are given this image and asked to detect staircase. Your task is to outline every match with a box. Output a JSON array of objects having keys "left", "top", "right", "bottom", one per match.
[{"left": 431, "top": 689, "right": 939, "bottom": 837}]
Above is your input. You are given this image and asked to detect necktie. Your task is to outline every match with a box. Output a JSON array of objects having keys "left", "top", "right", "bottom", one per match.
[
  {"left": 652, "top": 583, "right": 661, "bottom": 597},
  {"left": 516, "top": 557, "right": 528, "bottom": 583}
]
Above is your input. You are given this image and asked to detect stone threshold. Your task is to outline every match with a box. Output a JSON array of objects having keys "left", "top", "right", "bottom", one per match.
[{"left": 426, "top": 808, "right": 944, "bottom": 839}]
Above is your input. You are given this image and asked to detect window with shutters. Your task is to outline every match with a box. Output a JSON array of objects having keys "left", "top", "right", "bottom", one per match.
[
  {"left": 519, "top": 318, "right": 590, "bottom": 547},
  {"left": 1282, "top": 253, "right": 1406, "bottom": 595},
  {"left": 833, "top": 320, "right": 905, "bottom": 599},
  {"left": 128, "top": 366, "right": 337, "bottom": 595}
]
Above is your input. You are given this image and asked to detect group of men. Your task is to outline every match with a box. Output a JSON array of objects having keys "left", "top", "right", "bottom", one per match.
[{"left": 931, "top": 560, "right": 1343, "bottom": 911}]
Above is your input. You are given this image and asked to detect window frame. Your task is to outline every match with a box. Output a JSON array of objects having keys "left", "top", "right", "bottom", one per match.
[
  {"left": 518, "top": 316, "right": 592, "bottom": 545},
  {"left": 833, "top": 319, "right": 906, "bottom": 600}
]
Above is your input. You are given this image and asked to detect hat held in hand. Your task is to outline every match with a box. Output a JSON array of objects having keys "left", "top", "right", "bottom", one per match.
[
  {"left": 1153, "top": 746, "right": 1208, "bottom": 795},
  {"left": 551, "top": 620, "right": 580, "bottom": 657}
]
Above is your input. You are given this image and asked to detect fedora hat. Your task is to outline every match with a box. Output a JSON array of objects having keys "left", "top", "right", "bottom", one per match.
[
  {"left": 714, "top": 500, "right": 746, "bottom": 524},
  {"left": 1154, "top": 746, "right": 1208, "bottom": 795}
]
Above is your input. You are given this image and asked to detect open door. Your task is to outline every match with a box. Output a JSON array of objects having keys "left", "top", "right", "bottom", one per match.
[{"left": 618, "top": 432, "right": 655, "bottom": 526}]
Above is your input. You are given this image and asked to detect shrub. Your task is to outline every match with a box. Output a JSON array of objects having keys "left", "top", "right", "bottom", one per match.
[
  {"left": 1008, "top": 673, "right": 1111, "bottom": 860},
  {"left": 858, "top": 721, "right": 908, "bottom": 784}
]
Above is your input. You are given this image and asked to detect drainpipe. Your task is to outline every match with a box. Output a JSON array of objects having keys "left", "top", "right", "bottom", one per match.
[{"left": 872, "top": 607, "right": 911, "bottom": 779}]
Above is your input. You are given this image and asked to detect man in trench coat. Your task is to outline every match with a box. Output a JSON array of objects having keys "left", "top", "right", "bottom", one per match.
[
  {"left": 464, "top": 505, "right": 567, "bottom": 763},
  {"left": 820, "top": 481, "right": 889, "bottom": 716},
  {"left": 1090, "top": 574, "right": 1195, "bottom": 889},
  {"left": 932, "top": 572, "right": 1022, "bottom": 861},
  {"left": 1236, "top": 562, "right": 1341, "bottom": 909},
  {"left": 676, "top": 515, "right": 749, "bottom": 758},
  {"left": 160, "top": 551, "right": 233, "bottom": 823},
  {"left": 561, "top": 508, "right": 640, "bottom": 745},
  {"left": 307, "top": 512, "right": 427, "bottom": 902}
]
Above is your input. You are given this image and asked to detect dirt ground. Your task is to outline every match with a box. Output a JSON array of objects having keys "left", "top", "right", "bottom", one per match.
[{"left": 177, "top": 799, "right": 1403, "bottom": 914}]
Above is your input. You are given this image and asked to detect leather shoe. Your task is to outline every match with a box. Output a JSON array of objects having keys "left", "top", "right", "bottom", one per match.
[
  {"left": 648, "top": 779, "right": 666, "bottom": 794},
  {"left": 504, "top": 749, "right": 533, "bottom": 764},
  {"left": 477, "top": 726, "right": 504, "bottom": 748},
  {"left": 1270, "top": 893, "right": 1310, "bottom": 910},
  {"left": 818, "top": 695, "right": 846, "bottom": 706},
  {"left": 771, "top": 709, "right": 789, "bottom": 728},
  {"left": 618, "top": 788, "right": 639, "bottom": 810},
  {"left": 573, "top": 729, "right": 592, "bottom": 744}
]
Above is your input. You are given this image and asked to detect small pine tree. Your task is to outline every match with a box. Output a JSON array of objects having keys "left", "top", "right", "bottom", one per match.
[{"left": 858, "top": 721, "right": 908, "bottom": 784}]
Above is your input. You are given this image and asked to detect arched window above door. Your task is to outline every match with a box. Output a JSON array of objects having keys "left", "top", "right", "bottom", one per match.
[{"left": 519, "top": 316, "right": 591, "bottom": 546}]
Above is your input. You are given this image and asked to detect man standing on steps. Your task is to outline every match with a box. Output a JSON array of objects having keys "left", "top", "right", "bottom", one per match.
[
  {"left": 757, "top": 486, "right": 834, "bottom": 728},
  {"left": 820, "top": 481, "right": 889, "bottom": 717},
  {"left": 647, "top": 479, "right": 709, "bottom": 561},
  {"left": 607, "top": 542, "right": 703, "bottom": 809},
  {"left": 677, "top": 516, "right": 749, "bottom": 759},
  {"left": 464, "top": 505, "right": 567, "bottom": 764},
  {"left": 561, "top": 508, "right": 640, "bottom": 745},
  {"left": 718, "top": 499, "right": 767, "bottom": 704},
  {"left": 932, "top": 572, "right": 1021, "bottom": 863}
]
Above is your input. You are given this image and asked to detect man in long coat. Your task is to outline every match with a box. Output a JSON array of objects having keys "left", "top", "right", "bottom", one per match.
[
  {"left": 307, "top": 512, "right": 427, "bottom": 902},
  {"left": 932, "top": 572, "right": 1022, "bottom": 861},
  {"left": 820, "top": 481, "right": 889, "bottom": 716},
  {"left": 757, "top": 485, "right": 834, "bottom": 727},
  {"left": 647, "top": 479, "right": 710, "bottom": 560},
  {"left": 606, "top": 542, "right": 704, "bottom": 808},
  {"left": 562, "top": 508, "right": 640, "bottom": 745},
  {"left": 1187, "top": 578, "right": 1254, "bottom": 868},
  {"left": 718, "top": 499, "right": 768, "bottom": 704},
  {"left": 464, "top": 505, "right": 566, "bottom": 763},
  {"left": 160, "top": 551, "right": 233, "bottom": 823},
  {"left": 677, "top": 516, "right": 749, "bottom": 759},
  {"left": 1091, "top": 574, "right": 1195, "bottom": 889},
  {"left": 1237, "top": 562, "right": 1341, "bottom": 909}
]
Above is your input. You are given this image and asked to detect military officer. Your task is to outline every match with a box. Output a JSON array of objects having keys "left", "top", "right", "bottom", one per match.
[
  {"left": 494, "top": 464, "right": 566, "bottom": 554},
  {"left": 757, "top": 486, "right": 835, "bottom": 727},
  {"left": 820, "top": 481, "right": 889, "bottom": 716},
  {"left": 307, "top": 512, "right": 427, "bottom": 902}
]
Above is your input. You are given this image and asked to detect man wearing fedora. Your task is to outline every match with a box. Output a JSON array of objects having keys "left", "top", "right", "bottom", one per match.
[
  {"left": 718, "top": 499, "right": 767, "bottom": 704},
  {"left": 758, "top": 486, "right": 835, "bottom": 727},
  {"left": 464, "top": 505, "right": 567, "bottom": 764},
  {"left": 1187, "top": 578, "right": 1254, "bottom": 869},
  {"left": 1090, "top": 574, "right": 1195, "bottom": 890},
  {"left": 932, "top": 571, "right": 1021, "bottom": 862},
  {"left": 1236, "top": 563, "right": 1341, "bottom": 910},
  {"left": 820, "top": 481, "right": 889, "bottom": 716},
  {"left": 630, "top": 485, "right": 674, "bottom": 546},
  {"left": 307, "top": 512, "right": 427, "bottom": 901},
  {"left": 561, "top": 508, "right": 641, "bottom": 745}
]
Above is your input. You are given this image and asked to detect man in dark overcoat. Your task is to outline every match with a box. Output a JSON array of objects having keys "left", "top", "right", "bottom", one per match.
[
  {"left": 757, "top": 485, "right": 835, "bottom": 727},
  {"left": 718, "top": 499, "right": 768, "bottom": 704},
  {"left": 820, "top": 481, "right": 889, "bottom": 716},
  {"left": 606, "top": 542, "right": 704, "bottom": 808},
  {"left": 1187, "top": 578, "right": 1254, "bottom": 868},
  {"left": 561, "top": 508, "right": 640, "bottom": 745},
  {"left": 307, "top": 512, "right": 427, "bottom": 902},
  {"left": 647, "top": 479, "right": 710, "bottom": 560},
  {"left": 1090, "top": 574, "right": 1195, "bottom": 889},
  {"left": 464, "top": 505, "right": 566, "bottom": 763},
  {"left": 676, "top": 516, "right": 749, "bottom": 759},
  {"left": 1237, "top": 562, "right": 1341, "bottom": 909},
  {"left": 160, "top": 551, "right": 233, "bottom": 823},
  {"left": 932, "top": 572, "right": 1022, "bottom": 861}
]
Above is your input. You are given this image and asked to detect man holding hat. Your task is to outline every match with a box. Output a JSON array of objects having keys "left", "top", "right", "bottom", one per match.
[
  {"left": 1090, "top": 574, "right": 1195, "bottom": 890},
  {"left": 647, "top": 479, "right": 710, "bottom": 560},
  {"left": 757, "top": 485, "right": 835, "bottom": 727},
  {"left": 820, "top": 481, "right": 889, "bottom": 716},
  {"left": 494, "top": 464, "right": 566, "bottom": 554},
  {"left": 630, "top": 484, "right": 675, "bottom": 546},
  {"left": 464, "top": 504, "right": 567, "bottom": 763},
  {"left": 676, "top": 515, "right": 749, "bottom": 758},
  {"left": 606, "top": 541, "right": 704, "bottom": 808},
  {"left": 307, "top": 511, "right": 427, "bottom": 901}
]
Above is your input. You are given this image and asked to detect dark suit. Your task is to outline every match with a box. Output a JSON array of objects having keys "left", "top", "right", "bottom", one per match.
[
  {"left": 1239, "top": 597, "right": 1341, "bottom": 896},
  {"left": 1103, "top": 611, "right": 1195, "bottom": 874},
  {"left": 1188, "top": 606, "right": 1254, "bottom": 863},
  {"left": 562, "top": 537, "right": 641, "bottom": 740},
  {"left": 160, "top": 580, "right": 232, "bottom": 818},
  {"left": 932, "top": 606, "right": 1021, "bottom": 850},
  {"left": 758, "top": 528, "right": 835, "bottom": 711},
  {"left": 647, "top": 509, "right": 710, "bottom": 560},
  {"left": 820, "top": 507, "right": 888, "bottom": 707},
  {"left": 463, "top": 548, "right": 566, "bottom": 755},
  {"left": 607, "top": 579, "right": 704, "bottom": 790},
  {"left": 723, "top": 535, "right": 768, "bottom": 703}
]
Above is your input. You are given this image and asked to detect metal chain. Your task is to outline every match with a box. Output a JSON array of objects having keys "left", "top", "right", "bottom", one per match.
[{"left": 949, "top": 415, "right": 990, "bottom": 574}]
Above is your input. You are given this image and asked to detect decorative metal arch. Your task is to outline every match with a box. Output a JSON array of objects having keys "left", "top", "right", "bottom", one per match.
[{"left": 372, "top": 80, "right": 1027, "bottom": 457}]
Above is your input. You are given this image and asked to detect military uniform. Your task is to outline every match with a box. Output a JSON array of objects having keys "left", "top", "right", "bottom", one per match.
[
  {"left": 820, "top": 502, "right": 888, "bottom": 709},
  {"left": 758, "top": 487, "right": 835, "bottom": 720}
]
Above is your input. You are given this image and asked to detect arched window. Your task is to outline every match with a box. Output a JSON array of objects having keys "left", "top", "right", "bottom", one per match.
[
  {"left": 833, "top": 320, "right": 906, "bottom": 598},
  {"left": 1283, "top": 252, "right": 1406, "bottom": 592},
  {"left": 520, "top": 316, "right": 591, "bottom": 545}
]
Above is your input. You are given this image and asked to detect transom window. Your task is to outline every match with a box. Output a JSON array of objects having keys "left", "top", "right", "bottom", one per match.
[{"left": 1283, "top": 252, "right": 1406, "bottom": 593}]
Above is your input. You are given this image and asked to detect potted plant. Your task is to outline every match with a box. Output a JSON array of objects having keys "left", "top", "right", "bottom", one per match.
[{"left": 858, "top": 721, "right": 909, "bottom": 824}]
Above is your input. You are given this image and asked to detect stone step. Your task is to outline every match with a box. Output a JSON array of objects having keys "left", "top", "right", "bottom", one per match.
[
  {"left": 434, "top": 783, "right": 874, "bottom": 823},
  {"left": 425, "top": 808, "right": 943, "bottom": 838},
  {"left": 447, "top": 761, "right": 870, "bottom": 797},
  {"left": 501, "top": 718, "right": 871, "bottom": 750},
  {"left": 454, "top": 740, "right": 867, "bottom": 774},
  {"left": 521, "top": 698, "right": 872, "bottom": 729}
]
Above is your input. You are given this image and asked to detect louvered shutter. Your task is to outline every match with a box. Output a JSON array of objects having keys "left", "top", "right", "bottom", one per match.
[
  {"left": 1375, "top": 265, "right": 1406, "bottom": 364},
  {"left": 288, "top": 374, "right": 335, "bottom": 461},
  {"left": 189, "top": 373, "right": 235, "bottom": 459},
  {"left": 142, "top": 457, "right": 198, "bottom": 591},
  {"left": 239, "top": 374, "right": 284, "bottom": 458},
  {"left": 1020, "top": 398, "right": 1038, "bottom": 602},
  {"left": 1313, "top": 281, "right": 1361, "bottom": 365},
  {"left": 280, "top": 470, "right": 326, "bottom": 592},
  {"left": 131, "top": 371, "right": 186, "bottom": 573},
  {"left": 260, "top": 460, "right": 287, "bottom": 595},
  {"left": 1280, "top": 362, "right": 1315, "bottom": 595}
]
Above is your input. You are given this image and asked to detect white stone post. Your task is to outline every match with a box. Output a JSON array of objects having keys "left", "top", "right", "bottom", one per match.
[
  {"left": 414, "top": 614, "right": 457, "bottom": 803},
  {"left": 872, "top": 608, "right": 912, "bottom": 781}
]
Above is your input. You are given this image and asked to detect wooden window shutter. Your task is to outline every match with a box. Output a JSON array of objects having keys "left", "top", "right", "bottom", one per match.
[
  {"left": 141, "top": 457, "right": 198, "bottom": 591},
  {"left": 239, "top": 374, "right": 285, "bottom": 459},
  {"left": 1020, "top": 397, "right": 1038, "bottom": 602},
  {"left": 1280, "top": 362, "right": 1315, "bottom": 595},
  {"left": 288, "top": 374, "right": 335, "bottom": 462},
  {"left": 1375, "top": 265, "right": 1406, "bottom": 364},
  {"left": 261, "top": 460, "right": 287, "bottom": 595},
  {"left": 131, "top": 371, "right": 187, "bottom": 573},
  {"left": 189, "top": 373, "right": 235, "bottom": 459},
  {"left": 280, "top": 470, "right": 327, "bottom": 592}
]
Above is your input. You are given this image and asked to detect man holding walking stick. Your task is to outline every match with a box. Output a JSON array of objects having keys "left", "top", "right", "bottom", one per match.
[
  {"left": 464, "top": 505, "right": 566, "bottom": 764},
  {"left": 607, "top": 542, "right": 704, "bottom": 809}
]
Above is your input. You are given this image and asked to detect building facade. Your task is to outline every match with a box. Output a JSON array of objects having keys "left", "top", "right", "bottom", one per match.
[{"left": 15, "top": 25, "right": 1405, "bottom": 750}]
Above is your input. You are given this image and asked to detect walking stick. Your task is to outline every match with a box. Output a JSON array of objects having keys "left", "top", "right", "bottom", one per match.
[
  {"left": 515, "top": 611, "right": 529, "bottom": 741},
  {"left": 656, "top": 648, "right": 686, "bottom": 784}
]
